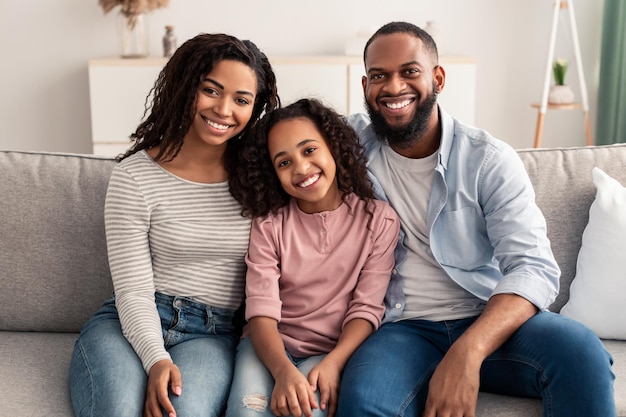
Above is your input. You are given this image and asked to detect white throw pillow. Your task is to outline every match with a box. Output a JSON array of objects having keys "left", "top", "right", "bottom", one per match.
[{"left": 560, "top": 167, "right": 626, "bottom": 340}]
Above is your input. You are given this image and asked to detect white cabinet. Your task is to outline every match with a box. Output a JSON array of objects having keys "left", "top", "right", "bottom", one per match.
[
  {"left": 273, "top": 57, "right": 351, "bottom": 115},
  {"left": 88, "top": 59, "right": 163, "bottom": 157},
  {"left": 88, "top": 56, "right": 475, "bottom": 157}
]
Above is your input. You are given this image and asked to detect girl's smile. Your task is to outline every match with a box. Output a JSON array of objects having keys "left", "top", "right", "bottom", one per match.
[{"left": 297, "top": 173, "right": 320, "bottom": 188}]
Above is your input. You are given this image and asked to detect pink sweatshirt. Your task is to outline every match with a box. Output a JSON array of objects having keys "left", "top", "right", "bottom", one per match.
[{"left": 244, "top": 193, "right": 400, "bottom": 357}]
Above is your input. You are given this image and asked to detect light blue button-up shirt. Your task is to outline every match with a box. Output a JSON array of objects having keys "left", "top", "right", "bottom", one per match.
[{"left": 348, "top": 107, "right": 560, "bottom": 323}]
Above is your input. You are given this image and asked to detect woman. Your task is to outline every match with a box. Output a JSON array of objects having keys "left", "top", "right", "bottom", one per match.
[{"left": 69, "top": 33, "right": 279, "bottom": 417}]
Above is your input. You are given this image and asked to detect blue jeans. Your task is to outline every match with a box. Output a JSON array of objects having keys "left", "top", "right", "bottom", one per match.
[
  {"left": 336, "top": 312, "right": 615, "bottom": 417},
  {"left": 226, "top": 337, "right": 328, "bottom": 417},
  {"left": 69, "top": 294, "right": 239, "bottom": 417}
]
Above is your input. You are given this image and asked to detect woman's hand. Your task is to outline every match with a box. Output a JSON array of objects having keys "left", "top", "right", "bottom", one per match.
[{"left": 144, "top": 359, "right": 182, "bottom": 417}]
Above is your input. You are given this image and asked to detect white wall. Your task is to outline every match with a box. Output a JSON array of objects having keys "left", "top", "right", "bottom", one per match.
[{"left": 0, "top": 0, "right": 604, "bottom": 152}]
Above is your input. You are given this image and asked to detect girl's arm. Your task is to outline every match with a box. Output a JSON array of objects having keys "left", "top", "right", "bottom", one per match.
[
  {"left": 249, "top": 316, "right": 318, "bottom": 417},
  {"left": 307, "top": 318, "right": 374, "bottom": 417}
]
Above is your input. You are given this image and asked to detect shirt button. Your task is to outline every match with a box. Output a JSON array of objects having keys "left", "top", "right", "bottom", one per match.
[
  {"left": 392, "top": 269, "right": 398, "bottom": 275},
  {"left": 395, "top": 303, "right": 402, "bottom": 309}
]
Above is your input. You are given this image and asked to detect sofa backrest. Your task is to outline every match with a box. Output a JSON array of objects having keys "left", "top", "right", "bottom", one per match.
[
  {"left": 517, "top": 144, "right": 626, "bottom": 311},
  {"left": 0, "top": 151, "right": 117, "bottom": 332},
  {"left": 1, "top": 145, "right": 625, "bottom": 331}
]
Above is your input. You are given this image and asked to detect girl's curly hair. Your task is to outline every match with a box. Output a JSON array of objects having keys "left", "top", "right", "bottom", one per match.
[
  {"left": 231, "top": 98, "right": 375, "bottom": 221},
  {"left": 116, "top": 33, "right": 280, "bottom": 169}
]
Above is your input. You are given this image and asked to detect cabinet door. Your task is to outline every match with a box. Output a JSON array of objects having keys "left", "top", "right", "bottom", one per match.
[
  {"left": 88, "top": 64, "right": 162, "bottom": 154},
  {"left": 348, "top": 64, "right": 366, "bottom": 115},
  {"left": 273, "top": 64, "right": 348, "bottom": 114}
]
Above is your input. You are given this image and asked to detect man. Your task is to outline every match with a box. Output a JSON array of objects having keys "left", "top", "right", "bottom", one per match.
[{"left": 336, "top": 21, "right": 615, "bottom": 417}]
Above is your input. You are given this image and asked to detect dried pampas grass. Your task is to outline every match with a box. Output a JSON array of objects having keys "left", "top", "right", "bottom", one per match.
[
  {"left": 98, "top": 0, "right": 169, "bottom": 17},
  {"left": 98, "top": 0, "right": 169, "bottom": 28}
]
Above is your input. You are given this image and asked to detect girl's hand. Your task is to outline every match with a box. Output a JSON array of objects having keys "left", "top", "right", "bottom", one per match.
[
  {"left": 271, "top": 363, "right": 318, "bottom": 417},
  {"left": 308, "top": 357, "right": 341, "bottom": 417},
  {"left": 144, "top": 359, "right": 182, "bottom": 417}
]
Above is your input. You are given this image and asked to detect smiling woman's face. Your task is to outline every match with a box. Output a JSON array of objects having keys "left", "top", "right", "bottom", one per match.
[{"left": 185, "top": 59, "right": 258, "bottom": 149}]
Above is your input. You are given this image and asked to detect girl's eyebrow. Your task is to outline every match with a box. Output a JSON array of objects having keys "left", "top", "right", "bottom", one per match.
[
  {"left": 203, "top": 76, "right": 255, "bottom": 98},
  {"left": 272, "top": 138, "right": 317, "bottom": 163}
]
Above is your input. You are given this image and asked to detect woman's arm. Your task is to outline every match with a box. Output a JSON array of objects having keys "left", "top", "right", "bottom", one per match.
[
  {"left": 105, "top": 165, "right": 169, "bottom": 370},
  {"left": 105, "top": 164, "right": 178, "bottom": 416}
]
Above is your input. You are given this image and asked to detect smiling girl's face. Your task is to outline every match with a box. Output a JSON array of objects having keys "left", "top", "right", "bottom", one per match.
[{"left": 267, "top": 117, "right": 342, "bottom": 214}]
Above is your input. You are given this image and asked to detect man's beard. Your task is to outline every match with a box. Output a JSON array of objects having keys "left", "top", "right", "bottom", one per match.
[{"left": 365, "top": 81, "right": 438, "bottom": 149}]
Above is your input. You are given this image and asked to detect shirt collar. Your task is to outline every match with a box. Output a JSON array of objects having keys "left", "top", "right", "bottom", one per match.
[{"left": 437, "top": 105, "right": 455, "bottom": 171}]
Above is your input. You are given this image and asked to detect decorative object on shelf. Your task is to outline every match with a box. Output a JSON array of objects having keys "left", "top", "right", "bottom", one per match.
[
  {"left": 115, "top": 11, "right": 149, "bottom": 58},
  {"left": 531, "top": 0, "right": 592, "bottom": 148},
  {"left": 162, "top": 25, "right": 177, "bottom": 58},
  {"left": 548, "top": 57, "right": 575, "bottom": 104},
  {"left": 98, "top": 0, "right": 170, "bottom": 58}
]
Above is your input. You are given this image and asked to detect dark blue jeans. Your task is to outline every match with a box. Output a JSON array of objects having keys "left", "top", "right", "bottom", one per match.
[{"left": 337, "top": 312, "right": 615, "bottom": 417}]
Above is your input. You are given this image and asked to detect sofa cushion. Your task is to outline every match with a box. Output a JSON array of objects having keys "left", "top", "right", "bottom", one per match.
[
  {"left": 517, "top": 144, "right": 626, "bottom": 312},
  {"left": 0, "top": 331, "right": 77, "bottom": 417},
  {"left": 0, "top": 151, "right": 116, "bottom": 332},
  {"left": 560, "top": 168, "right": 626, "bottom": 339}
]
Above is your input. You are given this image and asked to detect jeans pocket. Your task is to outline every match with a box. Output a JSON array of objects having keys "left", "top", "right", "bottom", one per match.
[
  {"left": 207, "top": 309, "right": 236, "bottom": 334},
  {"left": 156, "top": 298, "right": 180, "bottom": 330}
]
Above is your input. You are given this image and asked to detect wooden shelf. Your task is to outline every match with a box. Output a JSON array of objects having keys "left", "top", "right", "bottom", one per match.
[
  {"left": 532, "top": 0, "right": 592, "bottom": 148},
  {"left": 530, "top": 102, "right": 582, "bottom": 110}
]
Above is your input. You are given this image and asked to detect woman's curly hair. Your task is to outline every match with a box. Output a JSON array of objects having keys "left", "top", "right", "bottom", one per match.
[
  {"left": 230, "top": 98, "right": 375, "bottom": 221},
  {"left": 116, "top": 33, "right": 280, "bottom": 168}
]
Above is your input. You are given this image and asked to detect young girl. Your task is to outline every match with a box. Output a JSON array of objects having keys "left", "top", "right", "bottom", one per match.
[
  {"left": 226, "top": 98, "right": 400, "bottom": 417},
  {"left": 69, "top": 33, "right": 279, "bottom": 417}
]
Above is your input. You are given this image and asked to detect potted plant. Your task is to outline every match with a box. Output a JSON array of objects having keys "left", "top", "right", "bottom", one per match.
[{"left": 548, "top": 57, "right": 575, "bottom": 104}]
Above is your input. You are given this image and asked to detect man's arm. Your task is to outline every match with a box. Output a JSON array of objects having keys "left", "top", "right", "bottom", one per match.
[{"left": 423, "top": 293, "right": 537, "bottom": 417}]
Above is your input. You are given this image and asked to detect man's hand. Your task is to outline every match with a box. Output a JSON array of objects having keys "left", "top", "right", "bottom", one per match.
[
  {"left": 144, "top": 359, "right": 182, "bottom": 417},
  {"left": 423, "top": 294, "right": 538, "bottom": 417},
  {"left": 423, "top": 344, "right": 481, "bottom": 417}
]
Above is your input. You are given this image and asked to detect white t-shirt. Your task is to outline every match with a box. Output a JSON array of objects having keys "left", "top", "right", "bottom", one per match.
[{"left": 371, "top": 145, "right": 485, "bottom": 321}]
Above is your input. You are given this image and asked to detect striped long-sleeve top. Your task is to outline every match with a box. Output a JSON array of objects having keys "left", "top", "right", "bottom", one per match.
[{"left": 104, "top": 150, "right": 251, "bottom": 372}]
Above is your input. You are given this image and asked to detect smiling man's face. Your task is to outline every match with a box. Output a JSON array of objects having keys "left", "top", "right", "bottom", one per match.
[{"left": 362, "top": 32, "right": 441, "bottom": 149}]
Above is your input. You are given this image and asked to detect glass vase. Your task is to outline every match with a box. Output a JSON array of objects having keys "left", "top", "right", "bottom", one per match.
[{"left": 117, "top": 12, "right": 149, "bottom": 58}]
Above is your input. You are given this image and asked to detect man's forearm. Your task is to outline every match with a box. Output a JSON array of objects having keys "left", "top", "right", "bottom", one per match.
[{"left": 453, "top": 293, "right": 538, "bottom": 361}]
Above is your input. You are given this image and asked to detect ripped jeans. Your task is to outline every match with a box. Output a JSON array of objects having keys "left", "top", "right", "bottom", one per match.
[{"left": 226, "top": 337, "right": 328, "bottom": 417}]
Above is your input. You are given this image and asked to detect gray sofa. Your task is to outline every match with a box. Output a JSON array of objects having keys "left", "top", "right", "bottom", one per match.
[{"left": 0, "top": 145, "right": 624, "bottom": 416}]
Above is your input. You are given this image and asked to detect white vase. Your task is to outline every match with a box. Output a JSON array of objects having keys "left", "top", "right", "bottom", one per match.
[
  {"left": 548, "top": 85, "right": 575, "bottom": 104},
  {"left": 117, "top": 12, "right": 149, "bottom": 58}
]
